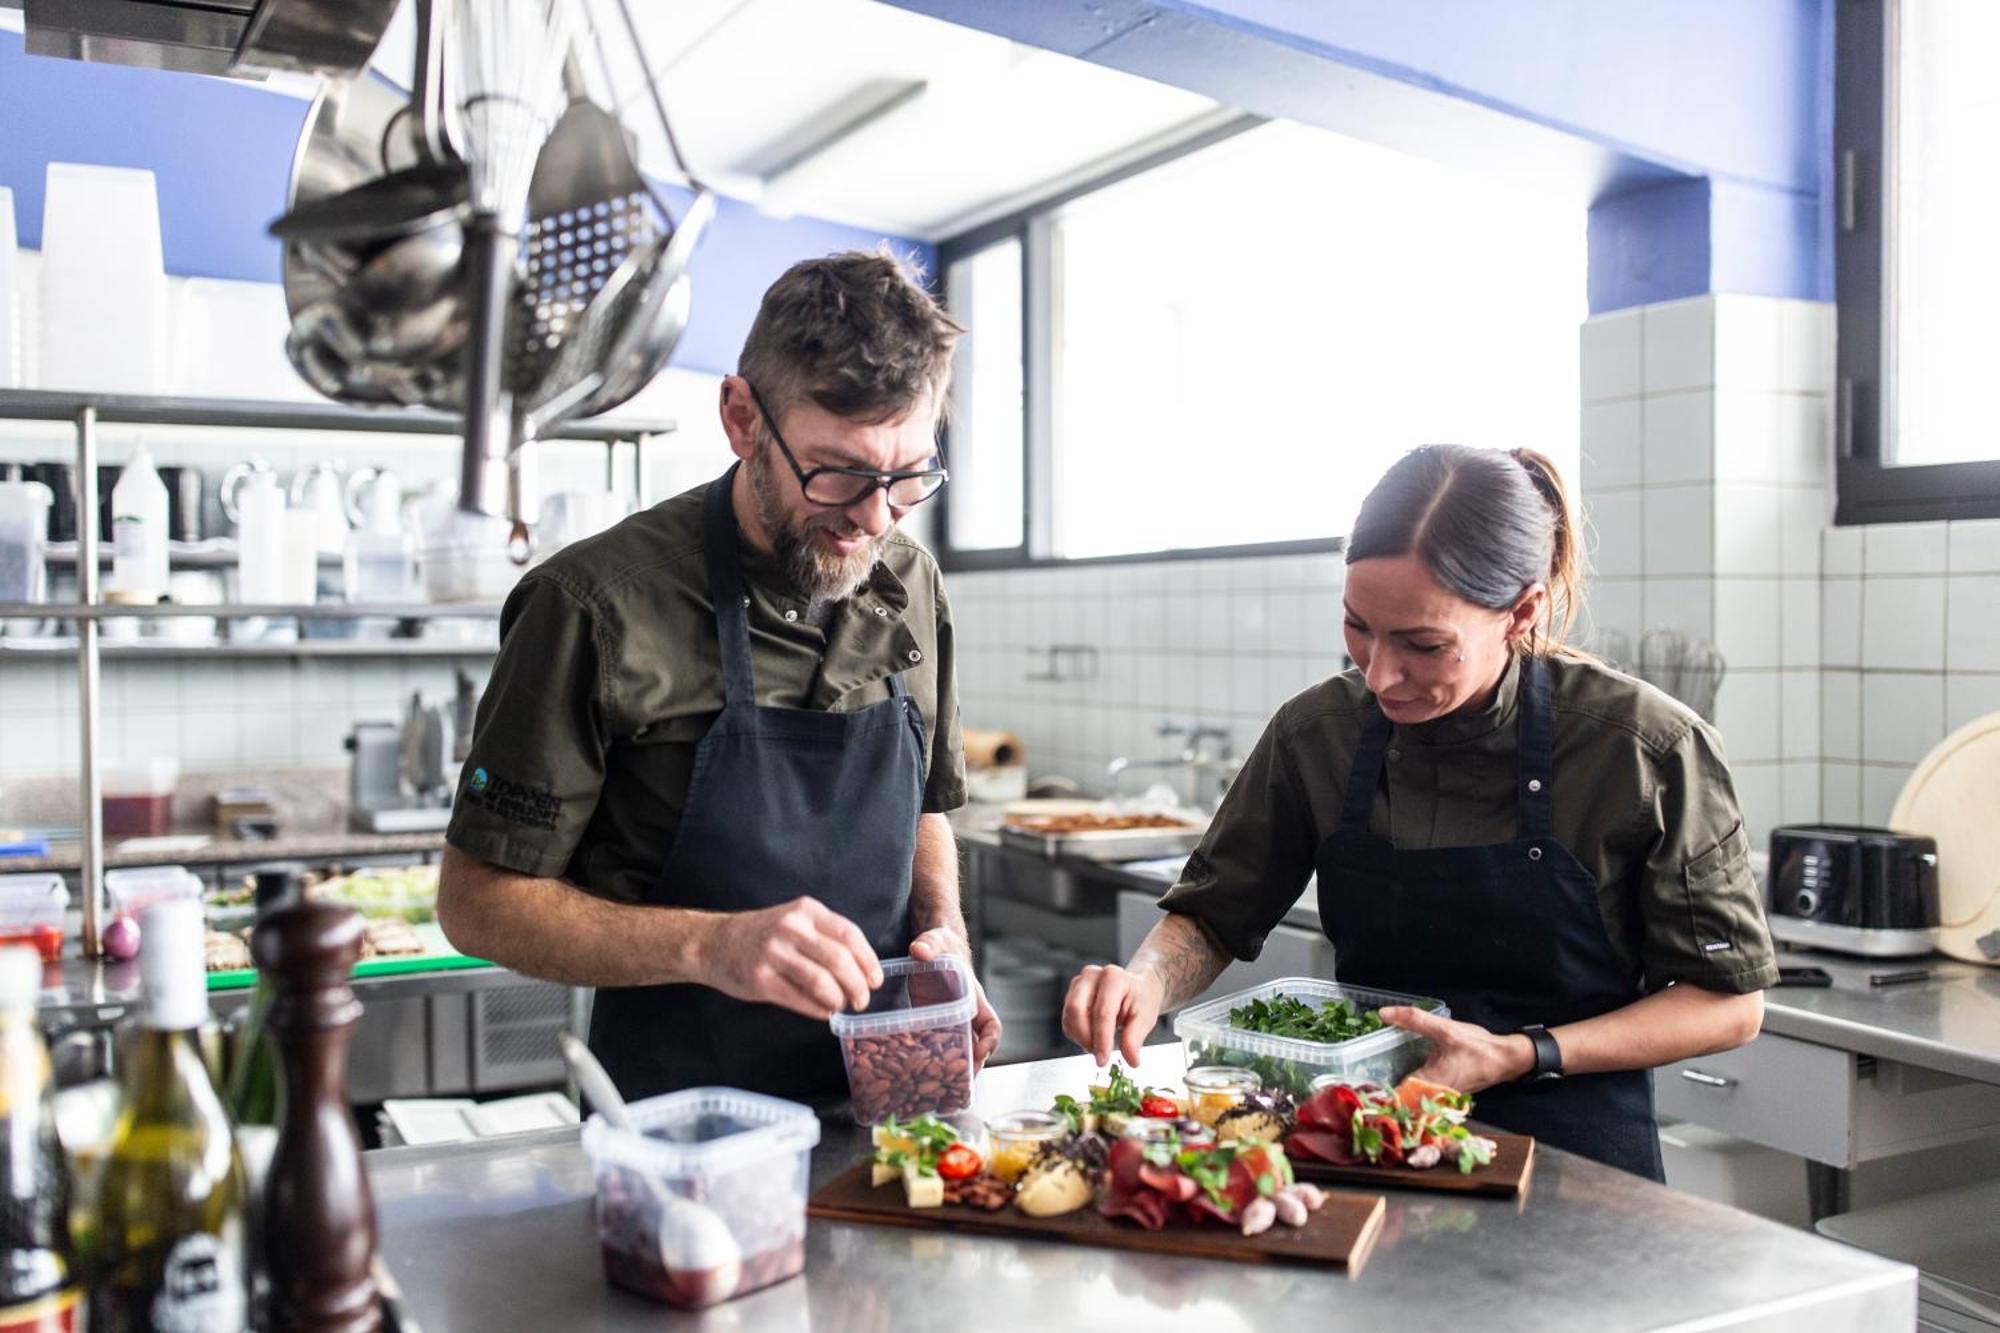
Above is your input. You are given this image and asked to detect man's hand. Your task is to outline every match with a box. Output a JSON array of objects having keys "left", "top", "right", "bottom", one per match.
[
  {"left": 1379, "top": 1005, "right": 1535, "bottom": 1094},
  {"left": 909, "top": 926, "right": 1002, "bottom": 1070},
  {"left": 1060, "top": 964, "right": 1165, "bottom": 1069},
  {"left": 695, "top": 896, "right": 884, "bottom": 1022}
]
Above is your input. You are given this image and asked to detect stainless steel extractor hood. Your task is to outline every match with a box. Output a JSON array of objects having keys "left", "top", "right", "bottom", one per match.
[{"left": 10, "top": 0, "right": 398, "bottom": 80}]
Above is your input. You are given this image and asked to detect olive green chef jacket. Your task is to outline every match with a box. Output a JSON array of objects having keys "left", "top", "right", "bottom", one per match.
[
  {"left": 445, "top": 478, "right": 967, "bottom": 904},
  {"left": 1159, "top": 653, "right": 1779, "bottom": 995}
]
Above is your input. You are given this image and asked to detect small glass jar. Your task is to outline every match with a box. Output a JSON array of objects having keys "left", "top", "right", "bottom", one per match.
[
  {"left": 987, "top": 1110, "right": 1067, "bottom": 1184},
  {"left": 1184, "top": 1066, "right": 1262, "bottom": 1127},
  {"left": 1118, "top": 1116, "right": 1215, "bottom": 1150}
]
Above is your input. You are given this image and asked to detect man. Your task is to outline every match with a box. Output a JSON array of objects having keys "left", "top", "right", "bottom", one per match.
[{"left": 438, "top": 250, "right": 999, "bottom": 1106}]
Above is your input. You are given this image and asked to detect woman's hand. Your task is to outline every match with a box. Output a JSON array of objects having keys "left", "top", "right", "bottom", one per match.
[
  {"left": 1061, "top": 965, "right": 1165, "bottom": 1068},
  {"left": 1379, "top": 1005, "right": 1535, "bottom": 1094}
]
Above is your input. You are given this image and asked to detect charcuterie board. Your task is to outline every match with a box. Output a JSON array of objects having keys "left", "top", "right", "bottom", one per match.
[
  {"left": 808, "top": 1164, "right": 1386, "bottom": 1272},
  {"left": 1290, "top": 1128, "right": 1535, "bottom": 1198}
]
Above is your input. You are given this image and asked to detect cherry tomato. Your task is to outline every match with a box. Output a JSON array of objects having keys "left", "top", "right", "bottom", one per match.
[
  {"left": 935, "top": 1144, "right": 983, "bottom": 1182},
  {"left": 1139, "top": 1094, "right": 1181, "bottom": 1118},
  {"left": 30, "top": 924, "right": 63, "bottom": 963}
]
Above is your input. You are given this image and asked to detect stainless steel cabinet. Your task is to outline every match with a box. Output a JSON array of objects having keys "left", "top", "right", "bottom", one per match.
[{"left": 1658, "top": 1032, "right": 2000, "bottom": 1168}]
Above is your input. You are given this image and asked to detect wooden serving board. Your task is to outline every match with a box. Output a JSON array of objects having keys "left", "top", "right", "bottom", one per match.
[
  {"left": 1290, "top": 1128, "right": 1535, "bottom": 1198},
  {"left": 808, "top": 1164, "right": 1386, "bottom": 1273}
]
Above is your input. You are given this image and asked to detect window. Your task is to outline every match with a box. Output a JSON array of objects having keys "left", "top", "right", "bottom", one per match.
[
  {"left": 1836, "top": 0, "right": 2000, "bottom": 521},
  {"left": 938, "top": 118, "right": 1586, "bottom": 567},
  {"left": 939, "top": 238, "right": 1025, "bottom": 553}
]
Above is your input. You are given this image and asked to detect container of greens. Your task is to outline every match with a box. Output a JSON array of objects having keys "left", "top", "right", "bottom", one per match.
[{"left": 1171, "top": 977, "right": 1449, "bottom": 1097}]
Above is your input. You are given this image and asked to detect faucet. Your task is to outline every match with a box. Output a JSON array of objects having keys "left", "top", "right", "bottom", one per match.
[{"left": 1106, "top": 722, "right": 1241, "bottom": 811}]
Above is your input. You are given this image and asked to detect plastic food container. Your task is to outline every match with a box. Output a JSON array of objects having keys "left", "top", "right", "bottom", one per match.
[
  {"left": 0, "top": 480, "right": 53, "bottom": 604},
  {"left": 1183, "top": 1065, "right": 1261, "bottom": 1126},
  {"left": 101, "top": 758, "right": 180, "bottom": 838},
  {"left": 1172, "top": 977, "right": 1449, "bottom": 1097},
  {"left": 987, "top": 1109, "right": 1067, "bottom": 1184},
  {"left": 829, "top": 954, "right": 976, "bottom": 1125},
  {"left": 580, "top": 1087, "right": 819, "bottom": 1311},
  {"left": 104, "top": 865, "right": 203, "bottom": 923},
  {"left": 0, "top": 873, "right": 67, "bottom": 963}
]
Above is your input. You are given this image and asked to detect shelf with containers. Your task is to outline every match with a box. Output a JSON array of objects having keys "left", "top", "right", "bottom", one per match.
[{"left": 0, "top": 388, "right": 675, "bottom": 958}]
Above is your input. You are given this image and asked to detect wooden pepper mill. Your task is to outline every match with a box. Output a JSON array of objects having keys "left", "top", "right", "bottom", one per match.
[{"left": 251, "top": 897, "right": 383, "bottom": 1333}]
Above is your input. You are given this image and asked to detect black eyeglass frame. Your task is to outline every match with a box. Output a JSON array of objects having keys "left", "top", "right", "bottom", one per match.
[{"left": 748, "top": 385, "right": 949, "bottom": 509}]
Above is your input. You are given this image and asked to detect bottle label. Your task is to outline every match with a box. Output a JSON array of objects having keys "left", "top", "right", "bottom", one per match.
[
  {"left": 0, "top": 1287, "right": 78, "bottom": 1332},
  {"left": 149, "top": 1234, "right": 246, "bottom": 1333}
]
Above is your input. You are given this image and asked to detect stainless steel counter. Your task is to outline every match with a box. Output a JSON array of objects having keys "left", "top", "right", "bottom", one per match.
[
  {"left": 35, "top": 952, "right": 516, "bottom": 1023},
  {"left": 368, "top": 1045, "right": 1915, "bottom": 1332},
  {"left": 966, "top": 827, "right": 2000, "bottom": 1089}
]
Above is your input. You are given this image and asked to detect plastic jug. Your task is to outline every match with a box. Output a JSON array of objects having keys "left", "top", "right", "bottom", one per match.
[
  {"left": 108, "top": 445, "right": 168, "bottom": 606},
  {"left": 231, "top": 470, "right": 288, "bottom": 605},
  {"left": 0, "top": 481, "right": 52, "bottom": 603},
  {"left": 289, "top": 463, "right": 350, "bottom": 557}
]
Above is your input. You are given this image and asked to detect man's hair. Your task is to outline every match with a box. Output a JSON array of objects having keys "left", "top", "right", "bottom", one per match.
[{"left": 737, "top": 248, "right": 963, "bottom": 426}]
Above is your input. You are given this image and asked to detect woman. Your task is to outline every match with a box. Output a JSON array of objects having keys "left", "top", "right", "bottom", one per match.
[{"left": 1062, "top": 445, "right": 1774, "bottom": 1179}]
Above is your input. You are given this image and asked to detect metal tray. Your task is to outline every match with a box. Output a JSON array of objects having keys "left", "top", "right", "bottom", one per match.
[{"left": 997, "top": 821, "right": 1205, "bottom": 863}]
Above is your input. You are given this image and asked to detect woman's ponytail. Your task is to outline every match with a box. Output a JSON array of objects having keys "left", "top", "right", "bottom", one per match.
[{"left": 1509, "top": 447, "right": 1583, "bottom": 651}]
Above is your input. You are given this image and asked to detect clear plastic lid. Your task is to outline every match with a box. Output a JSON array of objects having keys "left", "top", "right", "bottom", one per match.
[
  {"left": 105, "top": 865, "right": 202, "bottom": 913},
  {"left": 0, "top": 874, "right": 69, "bottom": 923},
  {"left": 102, "top": 758, "right": 180, "bottom": 797},
  {"left": 581, "top": 1086, "right": 821, "bottom": 1184},
  {"left": 828, "top": 954, "right": 975, "bottom": 1039}
]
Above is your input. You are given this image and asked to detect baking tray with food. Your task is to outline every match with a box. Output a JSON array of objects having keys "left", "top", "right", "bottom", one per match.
[{"left": 997, "top": 806, "right": 1207, "bottom": 862}]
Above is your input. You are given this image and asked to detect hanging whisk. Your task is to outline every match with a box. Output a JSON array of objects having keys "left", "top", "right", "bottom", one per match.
[
  {"left": 454, "top": 0, "right": 579, "bottom": 527},
  {"left": 453, "top": 0, "right": 578, "bottom": 231}
]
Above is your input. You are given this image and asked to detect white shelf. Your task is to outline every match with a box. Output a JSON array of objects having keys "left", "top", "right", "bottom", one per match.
[{"left": 0, "top": 639, "right": 497, "bottom": 660}]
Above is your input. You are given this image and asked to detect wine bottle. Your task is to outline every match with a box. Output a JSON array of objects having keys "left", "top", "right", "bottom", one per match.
[
  {"left": 226, "top": 866, "right": 301, "bottom": 1129},
  {"left": 90, "top": 901, "right": 249, "bottom": 1333},
  {"left": 0, "top": 947, "right": 79, "bottom": 1332}
]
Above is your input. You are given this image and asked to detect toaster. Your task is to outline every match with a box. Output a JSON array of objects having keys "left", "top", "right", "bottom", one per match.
[{"left": 1766, "top": 825, "right": 1940, "bottom": 958}]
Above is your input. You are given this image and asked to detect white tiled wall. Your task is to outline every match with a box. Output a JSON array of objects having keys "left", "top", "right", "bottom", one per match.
[
  {"left": 1578, "top": 293, "right": 1834, "bottom": 846},
  {"left": 1818, "top": 517, "right": 2000, "bottom": 824},
  {"left": 947, "top": 552, "right": 1347, "bottom": 792},
  {"left": 1583, "top": 290, "right": 2000, "bottom": 839}
]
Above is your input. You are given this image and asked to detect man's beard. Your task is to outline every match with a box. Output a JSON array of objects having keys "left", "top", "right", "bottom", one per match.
[{"left": 748, "top": 445, "right": 887, "bottom": 602}]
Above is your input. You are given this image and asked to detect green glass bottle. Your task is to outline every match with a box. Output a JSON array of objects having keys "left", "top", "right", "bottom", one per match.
[
  {"left": 226, "top": 866, "right": 301, "bottom": 1129},
  {"left": 89, "top": 900, "right": 249, "bottom": 1333},
  {"left": 0, "top": 947, "right": 79, "bottom": 1332}
]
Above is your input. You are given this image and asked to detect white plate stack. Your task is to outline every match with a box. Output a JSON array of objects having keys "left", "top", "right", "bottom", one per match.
[{"left": 38, "top": 163, "right": 169, "bottom": 394}]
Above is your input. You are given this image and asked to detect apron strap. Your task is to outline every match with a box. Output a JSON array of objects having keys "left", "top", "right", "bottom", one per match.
[
  {"left": 701, "top": 465, "right": 758, "bottom": 707},
  {"left": 1518, "top": 653, "right": 1555, "bottom": 841},
  {"left": 1339, "top": 703, "right": 1394, "bottom": 833}
]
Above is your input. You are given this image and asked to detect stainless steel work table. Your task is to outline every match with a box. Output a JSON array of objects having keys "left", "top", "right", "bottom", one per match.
[
  {"left": 366, "top": 1046, "right": 1915, "bottom": 1332},
  {"left": 975, "top": 833, "right": 2000, "bottom": 1088}
]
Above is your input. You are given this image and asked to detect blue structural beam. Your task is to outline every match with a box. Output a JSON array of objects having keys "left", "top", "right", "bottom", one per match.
[
  {"left": 0, "top": 32, "right": 935, "bottom": 378},
  {"left": 885, "top": 0, "right": 1833, "bottom": 311}
]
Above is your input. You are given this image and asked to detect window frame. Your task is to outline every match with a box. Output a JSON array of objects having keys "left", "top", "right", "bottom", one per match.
[
  {"left": 934, "top": 115, "right": 1348, "bottom": 571},
  {"left": 1834, "top": 0, "right": 2000, "bottom": 524}
]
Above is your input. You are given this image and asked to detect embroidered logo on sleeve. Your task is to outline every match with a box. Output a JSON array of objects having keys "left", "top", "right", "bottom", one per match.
[{"left": 461, "top": 767, "right": 561, "bottom": 830}]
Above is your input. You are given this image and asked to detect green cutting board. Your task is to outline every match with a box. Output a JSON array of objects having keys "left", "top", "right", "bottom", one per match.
[{"left": 206, "top": 922, "right": 490, "bottom": 991}]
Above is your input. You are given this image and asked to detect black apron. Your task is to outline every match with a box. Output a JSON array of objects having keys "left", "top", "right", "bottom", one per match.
[
  {"left": 1315, "top": 654, "right": 1665, "bottom": 1180},
  {"left": 589, "top": 466, "right": 927, "bottom": 1106}
]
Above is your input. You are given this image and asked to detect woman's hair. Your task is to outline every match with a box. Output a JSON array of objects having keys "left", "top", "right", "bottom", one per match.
[{"left": 1345, "top": 444, "right": 1583, "bottom": 654}]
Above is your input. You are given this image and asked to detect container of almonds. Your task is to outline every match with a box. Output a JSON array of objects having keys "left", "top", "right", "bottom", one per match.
[{"left": 830, "top": 954, "right": 976, "bottom": 1125}]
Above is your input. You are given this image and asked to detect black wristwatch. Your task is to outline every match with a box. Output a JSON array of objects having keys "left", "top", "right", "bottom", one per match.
[{"left": 1517, "top": 1023, "right": 1563, "bottom": 1091}]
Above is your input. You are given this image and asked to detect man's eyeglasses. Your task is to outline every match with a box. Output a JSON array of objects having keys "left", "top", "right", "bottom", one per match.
[{"left": 749, "top": 385, "right": 948, "bottom": 509}]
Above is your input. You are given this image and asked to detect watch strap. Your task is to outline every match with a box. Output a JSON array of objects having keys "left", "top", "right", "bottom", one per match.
[{"left": 1519, "top": 1023, "right": 1563, "bottom": 1085}]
